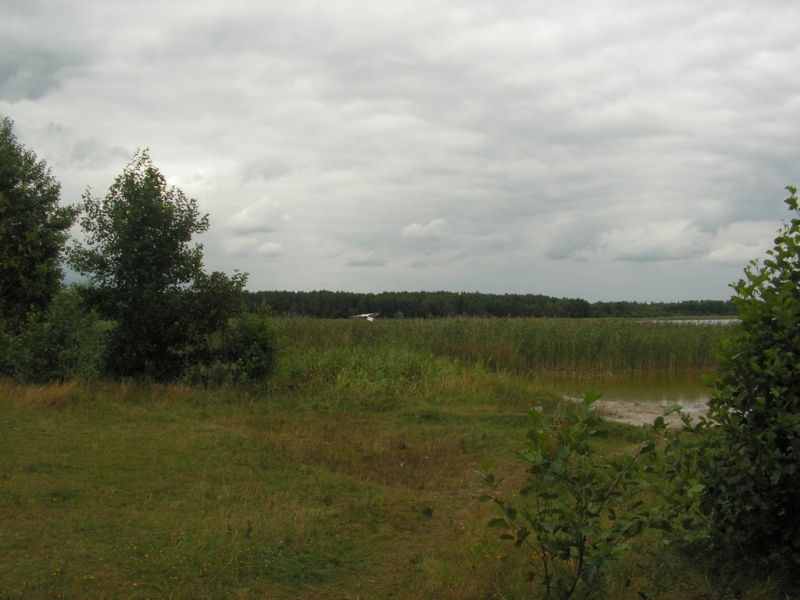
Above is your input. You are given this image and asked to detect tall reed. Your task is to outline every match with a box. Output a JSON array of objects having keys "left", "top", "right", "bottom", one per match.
[{"left": 273, "top": 318, "right": 729, "bottom": 379}]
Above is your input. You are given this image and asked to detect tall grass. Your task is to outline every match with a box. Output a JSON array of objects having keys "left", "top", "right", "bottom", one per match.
[{"left": 274, "top": 317, "right": 727, "bottom": 380}]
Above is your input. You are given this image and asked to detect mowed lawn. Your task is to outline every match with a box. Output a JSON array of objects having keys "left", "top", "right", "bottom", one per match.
[{"left": 0, "top": 371, "right": 555, "bottom": 599}]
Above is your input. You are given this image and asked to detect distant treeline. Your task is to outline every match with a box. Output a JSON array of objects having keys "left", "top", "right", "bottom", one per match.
[{"left": 245, "top": 290, "right": 736, "bottom": 319}]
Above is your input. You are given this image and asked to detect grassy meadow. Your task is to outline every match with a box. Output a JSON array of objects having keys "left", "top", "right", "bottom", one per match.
[{"left": 2, "top": 318, "right": 785, "bottom": 599}]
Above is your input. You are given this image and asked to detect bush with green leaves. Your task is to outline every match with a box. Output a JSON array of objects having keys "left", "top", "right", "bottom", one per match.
[
  {"left": 697, "top": 187, "right": 800, "bottom": 569},
  {"left": 5, "top": 287, "right": 106, "bottom": 382},
  {"left": 480, "top": 393, "right": 709, "bottom": 599},
  {"left": 184, "top": 311, "right": 278, "bottom": 386},
  {"left": 0, "top": 328, "right": 17, "bottom": 376},
  {"left": 483, "top": 395, "right": 648, "bottom": 599}
]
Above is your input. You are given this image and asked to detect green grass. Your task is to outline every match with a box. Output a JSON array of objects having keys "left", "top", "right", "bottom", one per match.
[
  {"left": 2, "top": 318, "right": 790, "bottom": 598},
  {"left": 0, "top": 366, "right": 560, "bottom": 599}
]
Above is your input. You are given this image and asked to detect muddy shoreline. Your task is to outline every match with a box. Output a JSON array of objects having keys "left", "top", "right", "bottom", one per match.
[{"left": 592, "top": 399, "right": 708, "bottom": 427}]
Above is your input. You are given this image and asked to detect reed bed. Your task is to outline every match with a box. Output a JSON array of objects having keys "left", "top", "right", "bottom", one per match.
[{"left": 274, "top": 317, "right": 728, "bottom": 379}]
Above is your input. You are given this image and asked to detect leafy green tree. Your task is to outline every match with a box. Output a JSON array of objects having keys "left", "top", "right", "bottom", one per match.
[
  {"left": 699, "top": 186, "right": 800, "bottom": 568},
  {"left": 0, "top": 116, "right": 76, "bottom": 330},
  {"left": 69, "top": 150, "right": 246, "bottom": 380}
]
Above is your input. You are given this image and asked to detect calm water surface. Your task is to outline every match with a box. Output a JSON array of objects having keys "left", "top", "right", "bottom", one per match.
[{"left": 535, "top": 373, "right": 711, "bottom": 404}]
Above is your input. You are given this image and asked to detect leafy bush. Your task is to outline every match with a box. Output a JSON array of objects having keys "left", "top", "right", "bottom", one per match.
[
  {"left": 6, "top": 287, "right": 106, "bottom": 382},
  {"left": 698, "top": 187, "right": 800, "bottom": 568},
  {"left": 0, "top": 327, "right": 17, "bottom": 376},
  {"left": 480, "top": 393, "right": 710, "bottom": 599},
  {"left": 482, "top": 394, "right": 652, "bottom": 599},
  {"left": 184, "top": 311, "right": 278, "bottom": 386}
]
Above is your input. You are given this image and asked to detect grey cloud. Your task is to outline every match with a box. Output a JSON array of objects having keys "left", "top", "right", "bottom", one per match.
[
  {"left": 241, "top": 162, "right": 293, "bottom": 183},
  {"left": 3, "top": 0, "right": 798, "bottom": 299},
  {"left": 601, "top": 222, "right": 709, "bottom": 262},
  {"left": 403, "top": 227, "right": 516, "bottom": 269},
  {"left": 546, "top": 219, "right": 709, "bottom": 264},
  {"left": 38, "top": 123, "right": 129, "bottom": 169},
  {"left": 543, "top": 215, "right": 605, "bottom": 261},
  {"left": 346, "top": 250, "right": 387, "bottom": 267},
  {"left": 0, "top": 52, "right": 67, "bottom": 101},
  {"left": 1, "top": 4, "right": 94, "bottom": 101}
]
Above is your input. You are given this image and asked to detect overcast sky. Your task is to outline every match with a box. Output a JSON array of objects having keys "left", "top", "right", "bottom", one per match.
[{"left": 3, "top": 0, "right": 799, "bottom": 301}]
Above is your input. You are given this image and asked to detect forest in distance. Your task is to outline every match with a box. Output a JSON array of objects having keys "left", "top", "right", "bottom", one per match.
[{"left": 245, "top": 289, "right": 736, "bottom": 319}]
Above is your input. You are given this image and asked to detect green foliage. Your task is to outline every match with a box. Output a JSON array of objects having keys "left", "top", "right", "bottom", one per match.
[
  {"left": 184, "top": 310, "right": 278, "bottom": 386},
  {"left": 215, "top": 311, "right": 278, "bottom": 380},
  {"left": 68, "top": 150, "right": 246, "bottom": 380},
  {"left": 481, "top": 394, "right": 653, "bottom": 599},
  {"left": 0, "top": 116, "right": 76, "bottom": 330},
  {"left": 698, "top": 187, "right": 800, "bottom": 569},
  {"left": 0, "top": 328, "right": 17, "bottom": 376},
  {"left": 2, "top": 287, "right": 105, "bottom": 382},
  {"left": 480, "top": 395, "right": 710, "bottom": 599}
]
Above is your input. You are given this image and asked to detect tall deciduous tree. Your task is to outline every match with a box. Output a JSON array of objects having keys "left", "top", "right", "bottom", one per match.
[
  {"left": 69, "top": 150, "right": 246, "bottom": 380},
  {"left": 0, "top": 117, "right": 76, "bottom": 330}
]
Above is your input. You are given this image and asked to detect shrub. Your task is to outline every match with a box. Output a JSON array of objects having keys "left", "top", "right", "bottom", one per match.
[
  {"left": 9, "top": 287, "right": 106, "bottom": 382},
  {"left": 481, "top": 394, "right": 662, "bottom": 599},
  {"left": 698, "top": 187, "right": 800, "bottom": 569},
  {"left": 184, "top": 311, "right": 278, "bottom": 386},
  {"left": 0, "top": 327, "right": 17, "bottom": 376}
]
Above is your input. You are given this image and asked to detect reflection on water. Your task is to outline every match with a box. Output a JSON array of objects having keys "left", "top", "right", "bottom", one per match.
[{"left": 534, "top": 373, "right": 712, "bottom": 404}]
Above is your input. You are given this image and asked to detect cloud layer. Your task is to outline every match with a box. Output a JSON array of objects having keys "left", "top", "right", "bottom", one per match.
[{"left": 2, "top": 0, "right": 798, "bottom": 300}]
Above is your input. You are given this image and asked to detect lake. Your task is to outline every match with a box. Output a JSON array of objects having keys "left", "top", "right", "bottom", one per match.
[{"left": 535, "top": 372, "right": 713, "bottom": 426}]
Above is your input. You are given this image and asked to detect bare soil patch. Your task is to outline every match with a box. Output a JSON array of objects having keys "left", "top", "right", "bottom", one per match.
[{"left": 592, "top": 399, "right": 708, "bottom": 427}]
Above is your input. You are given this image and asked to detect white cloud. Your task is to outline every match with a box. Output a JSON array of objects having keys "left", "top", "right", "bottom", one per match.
[
  {"left": 256, "top": 241, "right": 283, "bottom": 256},
  {"left": 601, "top": 221, "right": 709, "bottom": 262},
  {"left": 705, "top": 220, "right": 776, "bottom": 266},
  {"left": 401, "top": 218, "right": 449, "bottom": 240},
  {"left": 707, "top": 244, "right": 763, "bottom": 267},
  {"left": 225, "top": 201, "right": 289, "bottom": 234},
  {"left": 223, "top": 236, "right": 283, "bottom": 257}
]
